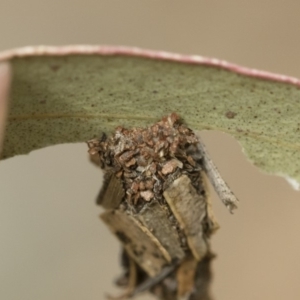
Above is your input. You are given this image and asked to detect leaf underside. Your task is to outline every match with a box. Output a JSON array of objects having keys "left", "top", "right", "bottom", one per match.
[{"left": 3, "top": 55, "right": 300, "bottom": 183}]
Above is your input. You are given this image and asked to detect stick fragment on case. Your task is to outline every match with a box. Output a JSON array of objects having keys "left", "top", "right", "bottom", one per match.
[
  {"left": 196, "top": 135, "right": 239, "bottom": 213},
  {"left": 130, "top": 263, "right": 178, "bottom": 297}
]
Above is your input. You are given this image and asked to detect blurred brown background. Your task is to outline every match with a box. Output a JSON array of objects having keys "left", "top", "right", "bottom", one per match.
[{"left": 0, "top": 1, "right": 299, "bottom": 299}]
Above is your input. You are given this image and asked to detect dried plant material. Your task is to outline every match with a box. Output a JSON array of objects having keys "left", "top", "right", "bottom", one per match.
[
  {"left": 136, "top": 202, "right": 185, "bottom": 262},
  {"left": 96, "top": 173, "right": 124, "bottom": 209},
  {"left": 188, "top": 253, "right": 214, "bottom": 300},
  {"left": 200, "top": 171, "right": 220, "bottom": 234},
  {"left": 162, "top": 159, "right": 183, "bottom": 175},
  {"left": 196, "top": 136, "right": 239, "bottom": 213},
  {"left": 107, "top": 258, "right": 137, "bottom": 300},
  {"left": 101, "top": 209, "right": 169, "bottom": 277},
  {"left": 88, "top": 113, "right": 202, "bottom": 210},
  {"left": 140, "top": 190, "right": 154, "bottom": 202},
  {"left": 176, "top": 255, "right": 198, "bottom": 298},
  {"left": 89, "top": 113, "right": 234, "bottom": 299},
  {"left": 164, "top": 175, "right": 208, "bottom": 261},
  {"left": 130, "top": 263, "right": 179, "bottom": 298}
]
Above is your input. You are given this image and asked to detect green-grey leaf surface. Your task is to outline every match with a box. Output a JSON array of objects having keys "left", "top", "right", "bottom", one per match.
[{"left": 3, "top": 55, "right": 300, "bottom": 184}]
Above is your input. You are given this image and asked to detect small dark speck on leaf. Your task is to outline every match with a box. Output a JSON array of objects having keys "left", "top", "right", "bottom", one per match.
[
  {"left": 273, "top": 108, "right": 281, "bottom": 114},
  {"left": 39, "top": 99, "right": 46, "bottom": 104},
  {"left": 91, "top": 104, "right": 95, "bottom": 107},
  {"left": 50, "top": 65, "right": 60, "bottom": 72},
  {"left": 225, "top": 111, "right": 237, "bottom": 119},
  {"left": 152, "top": 90, "right": 158, "bottom": 94}
]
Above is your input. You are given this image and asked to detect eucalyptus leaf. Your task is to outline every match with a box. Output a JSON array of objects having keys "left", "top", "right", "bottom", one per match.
[{"left": 1, "top": 47, "right": 300, "bottom": 186}]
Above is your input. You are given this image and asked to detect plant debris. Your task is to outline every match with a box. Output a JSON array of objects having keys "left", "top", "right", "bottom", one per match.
[
  {"left": 88, "top": 113, "right": 206, "bottom": 211},
  {"left": 87, "top": 113, "right": 222, "bottom": 300}
]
